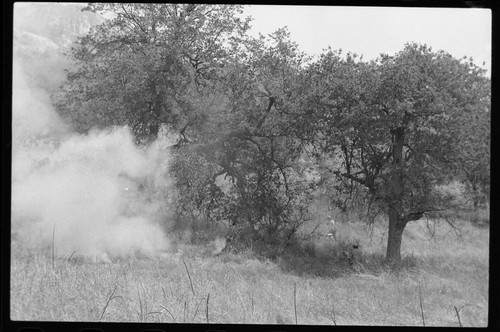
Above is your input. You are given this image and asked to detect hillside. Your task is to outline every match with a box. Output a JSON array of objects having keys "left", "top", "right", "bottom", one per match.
[{"left": 13, "top": 3, "right": 103, "bottom": 93}]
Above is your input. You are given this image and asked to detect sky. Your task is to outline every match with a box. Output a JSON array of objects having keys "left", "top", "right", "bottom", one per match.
[
  {"left": 14, "top": 3, "right": 490, "bottom": 73},
  {"left": 242, "top": 5, "right": 491, "bottom": 74}
]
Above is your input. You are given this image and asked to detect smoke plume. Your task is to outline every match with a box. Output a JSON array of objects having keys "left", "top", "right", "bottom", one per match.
[{"left": 12, "top": 52, "right": 173, "bottom": 262}]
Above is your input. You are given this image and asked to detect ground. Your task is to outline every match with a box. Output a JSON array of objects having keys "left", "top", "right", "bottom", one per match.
[{"left": 10, "top": 216, "right": 488, "bottom": 326}]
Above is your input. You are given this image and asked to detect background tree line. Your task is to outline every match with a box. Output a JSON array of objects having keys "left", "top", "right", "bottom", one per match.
[{"left": 54, "top": 4, "right": 490, "bottom": 264}]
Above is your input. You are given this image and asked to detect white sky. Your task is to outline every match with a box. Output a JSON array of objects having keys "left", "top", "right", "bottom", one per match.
[
  {"left": 242, "top": 5, "right": 491, "bottom": 74},
  {"left": 14, "top": 3, "right": 491, "bottom": 74}
]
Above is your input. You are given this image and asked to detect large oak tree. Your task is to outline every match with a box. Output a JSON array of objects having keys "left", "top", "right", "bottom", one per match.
[
  {"left": 55, "top": 3, "right": 250, "bottom": 143},
  {"left": 297, "top": 43, "right": 490, "bottom": 263}
]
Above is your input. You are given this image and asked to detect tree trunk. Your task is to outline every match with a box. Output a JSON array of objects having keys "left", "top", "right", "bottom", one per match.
[
  {"left": 386, "top": 126, "right": 406, "bottom": 265},
  {"left": 147, "top": 93, "right": 163, "bottom": 142},
  {"left": 386, "top": 208, "right": 406, "bottom": 264},
  {"left": 471, "top": 182, "right": 479, "bottom": 209}
]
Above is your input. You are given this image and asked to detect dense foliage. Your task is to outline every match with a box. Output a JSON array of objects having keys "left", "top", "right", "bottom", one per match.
[
  {"left": 55, "top": 3, "right": 250, "bottom": 143},
  {"left": 55, "top": 5, "right": 490, "bottom": 264}
]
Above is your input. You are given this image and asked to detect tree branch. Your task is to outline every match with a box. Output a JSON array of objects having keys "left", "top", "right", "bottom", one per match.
[
  {"left": 334, "top": 170, "right": 367, "bottom": 187},
  {"left": 256, "top": 97, "right": 275, "bottom": 129},
  {"left": 401, "top": 211, "right": 424, "bottom": 223},
  {"left": 120, "top": 4, "right": 148, "bottom": 36}
]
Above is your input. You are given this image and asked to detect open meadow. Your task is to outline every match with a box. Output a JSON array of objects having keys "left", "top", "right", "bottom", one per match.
[{"left": 11, "top": 216, "right": 489, "bottom": 326}]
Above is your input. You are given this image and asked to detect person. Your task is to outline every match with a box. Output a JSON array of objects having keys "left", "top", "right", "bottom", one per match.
[{"left": 326, "top": 218, "right": 336, "bottom": 239}]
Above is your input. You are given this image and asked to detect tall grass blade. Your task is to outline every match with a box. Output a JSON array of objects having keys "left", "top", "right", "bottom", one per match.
[
  {"left": 51, "top": 224, "right": 56, "bottom": 269},
  {"left": 331, "top": 303, "right": 337, "bottom": 326},
  {"left": 454, "top": 305, "right": 463, "bottom": 327},
  {"left": 182, "top": 257, "right": 196, "bottom": 296},
  {"left": 192, "top": 296, "right": 204, "bottom": 320},
  {"left": 183, "top": 300, "right": 187, "bottom": 323},
  {"left": 137, "top": 290, "right": 143, "bottom": 322},
  {"left": 418, "top": 283, "right": 426, "bottom": 326},
  {"left": 68, "top": 250, "right": 76, "bottom": 261},
  {"left": 251, "top": 291, "right": 254, "bottom": 323},
  {"left": 159, "top": 305, "right": 176, "bottom": 322},
  {"left": 293, "top": 282, "right": 297, "bottom": 325},
  {"left": 206, "top": 293, "right": 210, "bottom": 324},
  {"left": 99, "top": 285, "right": 119, "bottom": 321}
]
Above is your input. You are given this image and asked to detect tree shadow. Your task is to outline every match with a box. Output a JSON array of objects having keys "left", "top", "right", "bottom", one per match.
[{"left": 271, "top": 247, "right": 424, "bottom": 279}]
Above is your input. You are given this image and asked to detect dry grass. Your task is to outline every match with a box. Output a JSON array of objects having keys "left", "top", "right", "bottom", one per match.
[{"left": 10, "top": 218, "right": 488, "bottom": 326}]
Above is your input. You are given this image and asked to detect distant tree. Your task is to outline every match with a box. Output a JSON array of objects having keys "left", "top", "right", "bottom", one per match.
[
  {"left": 54, "top": 3, "right": 250, "bottom": 144},
  {"left": 297, "top": 43, "right": 490, "bottom": 264}
]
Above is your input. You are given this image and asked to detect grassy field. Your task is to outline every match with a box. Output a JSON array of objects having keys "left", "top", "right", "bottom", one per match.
[{"left": 10, "top": 217, "right": 488, "bottom": 326}]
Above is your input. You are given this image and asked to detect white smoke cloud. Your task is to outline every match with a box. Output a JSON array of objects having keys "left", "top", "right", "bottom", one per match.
[
  {"left": 12, "top": 43, "right": 174, "bottom": 262},
  {"left": 12, "top": 127, "right": 174, "bottom": 260}
]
